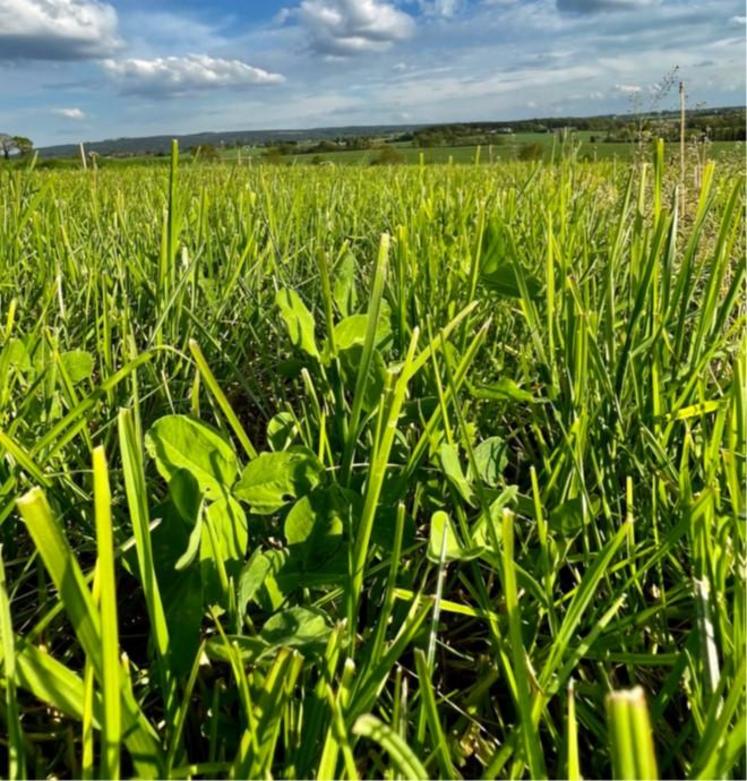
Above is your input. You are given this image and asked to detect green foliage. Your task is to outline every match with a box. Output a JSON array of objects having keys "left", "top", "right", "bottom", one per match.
[
  {"left": 0, "top": 142, "right": 743, "bottom": 780},
  {"left": 518, "top": 141, "right": 544, "bottom": 161}
]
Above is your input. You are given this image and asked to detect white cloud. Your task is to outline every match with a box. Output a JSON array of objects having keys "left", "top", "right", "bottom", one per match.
[
  {"left": 0, "top": 0, "right": 119, "bottom": 60},
  {"left": 297, "top": 0, "right": 415, "bottom": 55},
  {"left": 53, "top": 107, "right": 86, "bottom": 119},
  {"left": 557, "top": 0, "right": 657, "bottom": 12},
  {"left": 102, "top": 55, "right": 286, "bottom": 95},
  {"left": 615, "top": 83, "right": 642, "bottom": 93},
  {"left": 418, "top": 0, "right": 462, "bottom": 16}
]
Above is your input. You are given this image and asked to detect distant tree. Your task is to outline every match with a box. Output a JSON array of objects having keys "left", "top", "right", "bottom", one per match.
[
  {"left": 371, "top": 146, "right": 404, "bottom": 165},
  {"left": 0, "top": 134, "right": 33, "bottom": 160},
  {"left": 262, "top": 147, "right": 285, "bottom": 164},
  {"left": 13, "top": 136, "right": 33, "bottom": 157},
  {"left": 0, "top": 134, "right": 13, "bottom": 160},
  {"left": 518, "top": 142, "right": 543, "bottom": 162},
  {"left": 194, "top": 143, "right": 220, "bottom": 161}
]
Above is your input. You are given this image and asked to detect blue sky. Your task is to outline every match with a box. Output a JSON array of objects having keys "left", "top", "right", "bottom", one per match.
[{"left": 1, "top": 0, "right": 744, "bottom": 146}]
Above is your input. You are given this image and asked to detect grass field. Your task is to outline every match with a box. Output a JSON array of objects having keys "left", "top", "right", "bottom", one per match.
[
  {"left": 222, "top": 132, "right": 744, "bottom": 165},
  {"left": 0, "top": 142, "right": 744, "bottom": 780}
]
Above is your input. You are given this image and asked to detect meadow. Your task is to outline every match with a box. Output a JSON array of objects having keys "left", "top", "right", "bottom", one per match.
[
  {"left": 0, "top": 142, "right": 744, "bottom": 780},
  {"left": 221, "top": 132, "right": 743, "bottom": 166}
]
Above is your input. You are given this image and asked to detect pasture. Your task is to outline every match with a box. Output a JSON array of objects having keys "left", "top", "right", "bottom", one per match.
[{"left": 0, "top": 144, "right": 743, "bottom": 779}]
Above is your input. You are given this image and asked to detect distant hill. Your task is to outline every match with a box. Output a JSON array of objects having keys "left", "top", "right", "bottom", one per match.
[
  {"left": 36, "top": 106, "right": 744, "bottom": 158},
  {"left": 36, "top": 125, "right": 427, "bottom": 158}
]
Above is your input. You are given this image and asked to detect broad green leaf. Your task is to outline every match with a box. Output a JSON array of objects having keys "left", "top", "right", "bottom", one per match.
[
  {"left": 333, "top": 251, "right": 358, "bottom": 317},
  {"left": 200, "top": 496, "right": 248, "bottom": 603},
  {"left": 234, "top": 447, "right": 323, "bottom": 515},
  {"left": 332, "top": 314, "right": 369, "bottom": 353},
  {"left": 472, "top": 485, "right": 517, "bottom": 547},
  {"left": 276, "top": 288, "right": 319, "bottom": 359},
  {"left": 237, "top": 549, "right": 272, "bottom": 614},
  {"left": 162, "top": 566, "right": 202, "bottom": 677},
  {"left": 428, "top": 510, "right": 482, "bottom": 563},
  {"left": 328, "top": 300, "right": 391, "bottom": 357},
  {"left": 258, "top": 549, "right": 295, "bottom": 611},
  {"left": 206, "top": 608, "right": 330, "bottom": 664},
  {"left": 284, "top": 487, "right": 346, "bottom": 568},
  {"left": 470, "top": 436, "right": 508, "bottom": 487},
  {"left": 260, "top": 606, "right": 330, "bottom": 650},
  {"left": 339, "top": 345, "right": 387, "bottom": 411},
  {"left": 174, "top": 509, "right": 202, "bottom": 571},
  {"left": 548, "top": 496, "right": 599, "bottom": 536},
  {"left": 267, "top": 411, "right": 299, "bottom": 451},
  {"left": 60, "top": 350, "right": 94, "bottom": 383},
  {"left": 150, "top": 502, "right": 203, "bottom": 676},
  {"left": 145, "top": 415, "right": 239, "bottom": 500},
  {"left": 479, "top": 226, "right": 540, "bottom": 299},
  {"left": 428, "top": 510, "right": 463, "bottom": 562},
  {"left": 205, "top": 496, "right": 247, "bottom": 564},
  {"left": 438, "top": 443, "right": 475, "bottom": 506},
  {"left": 481, "top": 261, "right": 540, "bottom": 299},
  {"left": 468, "top": 377, "right": 538, "bottom": 403},
  {"left": 3, "top": 338, "right": 30, "bottom": 372},
  {"left": 169, "top": 468, "right": 202, "bottom": 526}
]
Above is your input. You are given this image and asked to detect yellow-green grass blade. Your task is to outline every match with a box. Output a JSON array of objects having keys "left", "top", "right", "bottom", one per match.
[
  {"left": 501, "top": 509, "right": 547, "bottom": 779},
  {"left": 567, "top": 680, "right": 580, "bottom": 781},
  {"left": 353, "top": 714, "right": 428, "bottom": 781},
  {"left": 92, "top": 446, "right": 121, "bottom": 779},
  {"left": 606, "top": 687, "right": 658, "bottom": 780},
  {"left": 16, "top": 486, "right": 164, "bottom": 778},
  {"left": 188, "top": 339, "right": 257, "bottom": 459},
  {"left": 413, "top": 647, "right": 460, "bottom": 779},
  {"left": 118, "top": 407, "right": 177, "bottom": 723},
  {"left": 0, "top": 547, "right": 26, "bottom": 780}
]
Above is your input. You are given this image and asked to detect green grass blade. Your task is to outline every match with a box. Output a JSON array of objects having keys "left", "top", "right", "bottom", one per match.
[
  {"left": 16, "top": 487, "right": 164, "bottom": 778},
  {"left": 92, "top": 446, "right": 121, "bottom": 779},
  {"left": 413, "top": 647, "right": 460, "bottom": 779},
  {"left": 353, "top": 714, "right": 428, "bottom": 781},
  {"left": 0, "top": 547, "right": 25, "bottom": 780},
  {"left": 606, "top": 687, "right": 658, "bottom": 780},
  {"left": 501, "top": 509, "right": 546, "bottom": 779}
]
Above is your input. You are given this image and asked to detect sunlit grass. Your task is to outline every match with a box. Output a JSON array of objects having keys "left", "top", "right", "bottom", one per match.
[{"left": 0, "top": 143, "right": 743, "bottom": 779}]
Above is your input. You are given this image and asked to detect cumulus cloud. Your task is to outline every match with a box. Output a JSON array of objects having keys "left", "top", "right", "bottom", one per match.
[
  {"left": 102, "top": 55, "right": 286, "bottom": 96},
  {"left": 53, "top": 107, "right": 86, "bottom": 119},
  {"left": 297, "top": 0, "right": 415, "bottom": 55},
  {"left": 557, "top": 0, "right": 657, "bottom": 13},
  {"left": 0, "top": 0, "right": 119, "bottom": 60},
  {"left": 418, "top": 0, "right": 462, "bottom": 16}
]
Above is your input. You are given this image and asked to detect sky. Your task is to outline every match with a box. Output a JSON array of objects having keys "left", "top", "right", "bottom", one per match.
[{"left": 1, "top": 0, "right": 745, "bottom": 147}]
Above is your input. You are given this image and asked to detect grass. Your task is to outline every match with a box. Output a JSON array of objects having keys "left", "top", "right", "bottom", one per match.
[
  {"left": 220, "top": 132, "right": 744, "bottom": 165},
  {"left": 0, "top": 141, "right": 744, "bottom": 779}
]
